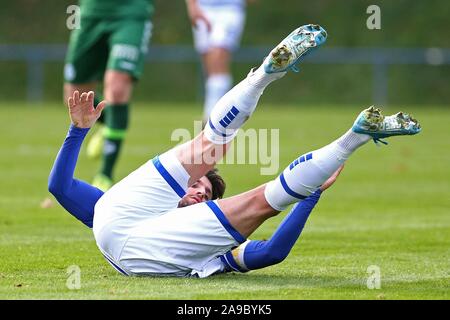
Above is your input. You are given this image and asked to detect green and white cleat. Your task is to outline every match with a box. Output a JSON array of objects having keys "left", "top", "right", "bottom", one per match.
[
  {"left": 352, "top": 106, "right": 421, "bottom": 145},
  {"left": 86, "top": 125, "right": 104, "bottom": 159},
  {"left": 92, "top": 174, "right": 113, "bottom": 192},
  {"left": 264, "top": 24, "right": 327, "bottom": 74}
]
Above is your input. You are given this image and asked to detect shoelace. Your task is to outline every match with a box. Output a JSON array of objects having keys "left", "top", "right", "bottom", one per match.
[
  {"left": 290, "top": 64, "right": 300, "bottom": 73},
  {"left": 288, "top": 32, "right": 317, "bottom": 73},
  {"left": 373, "top": 137, "right": 388, "bottom": 146}
]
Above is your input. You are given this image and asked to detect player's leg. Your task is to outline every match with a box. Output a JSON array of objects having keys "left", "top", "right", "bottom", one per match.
[
  {"left": 92, "top": 19, "right": 153, "bottom": 191},
  {"left": 64, "top": 16, "right": 110, "bottom": 161},
  {"left": 93, "top": 24, "right": 328, "bottom": 227},
  {"left": 194, "top": 4, "right": 246, "bottom": 122},
  {"left": 219, "top": 189, "right": 323, "bottom": 273},
  {"left": 216, "top": 167, "right": 339, "bottom": 275},
  {"left": 93, "top": 70, "right": 133, "bottom": 191},
  {"left": 176, "top": 24, "right": 328, "bottom": 186},
  {"left": 49, "top": 17, "right": 109, "bottom": 210},
  {"left": 201, "top": 49, "right": 232, "bottom": 123},
  {"left": 63, "top": 17, "right": 108, "bottom": 110},
  {"left": 217, "top": 107, "right": 421, "bottom": 237}
]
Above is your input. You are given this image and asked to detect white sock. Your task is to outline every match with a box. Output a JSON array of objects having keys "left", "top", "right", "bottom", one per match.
[
  {"left": 203, "top": 74, "right": 233, "bottom": 122},
  {"left": 336, "top": 129, "right": 371, "bottom": 152},
  {"left": 204, "top": 66, "right": 286, "bottom": 144},
  {"left": 264, "top": 130, "right": 370, "bottom": 211}
]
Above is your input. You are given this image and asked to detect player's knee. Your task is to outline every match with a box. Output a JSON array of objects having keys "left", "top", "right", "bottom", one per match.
[
  {"left": 256, "top": 189, "right": 281, "bottom": 218},
  {"left": 104, "top": 72, "right": 132, "bottom": 104},
  {"left": 106, "top": 87, "right": 130, "bottom": 104}
]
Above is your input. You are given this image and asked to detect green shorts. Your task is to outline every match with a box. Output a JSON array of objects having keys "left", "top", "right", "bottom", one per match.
[{"left": 64, "top": 17, "right": 152, "bottom": 83}]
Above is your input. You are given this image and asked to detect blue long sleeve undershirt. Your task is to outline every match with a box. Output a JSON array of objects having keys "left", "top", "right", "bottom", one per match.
[{"left": 48, "top": 125, "right": 104, "bottom": 228}]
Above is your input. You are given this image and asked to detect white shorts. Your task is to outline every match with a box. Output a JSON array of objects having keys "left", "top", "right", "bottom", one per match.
[
  {"left": 93, "top": 150, "right": 246, "bottom": 276},
  {"left": 93, "top": 150, "right": 189, "bottom": 264},
  {"left": 193, "top": 4, "right": 246, "bottom": 54},
  {"left": 119, "top": 201, "right": 245, "bottom": 277}
]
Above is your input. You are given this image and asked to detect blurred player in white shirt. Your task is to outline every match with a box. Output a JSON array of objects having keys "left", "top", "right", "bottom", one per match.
[{"left": 186, "top": 0, "right": 252, "bottom": 123}]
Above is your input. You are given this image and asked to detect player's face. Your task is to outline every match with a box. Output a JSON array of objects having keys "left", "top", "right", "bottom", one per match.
[{"left": 178, "top": 176, "right": 213, "bottom": 208}]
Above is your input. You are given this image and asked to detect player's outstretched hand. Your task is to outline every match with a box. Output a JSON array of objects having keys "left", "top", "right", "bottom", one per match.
[
  {"left": 320, "top": 165, "right": 344, "bottom": 191},
  {"left": 67, "top": 90, "right": 106, "bottom": 129}
]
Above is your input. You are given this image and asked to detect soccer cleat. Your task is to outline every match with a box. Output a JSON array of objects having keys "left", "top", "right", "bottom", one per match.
[
  {"left": 263, "top": 24, "right": 327, "bottom": 74},
  {"left": 92, "top": 174, "right": 113, "bottom": 192},
  {"left": 86, "top": 125, "right": 104, "bottom": 159},
  {"left": 352, "top": 106, "right": 421, "bottom": 144}
]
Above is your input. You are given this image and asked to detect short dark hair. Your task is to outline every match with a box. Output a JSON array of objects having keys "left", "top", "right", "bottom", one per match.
[{"left": 205, "top": 168, "right": 226, "bottom": 200}]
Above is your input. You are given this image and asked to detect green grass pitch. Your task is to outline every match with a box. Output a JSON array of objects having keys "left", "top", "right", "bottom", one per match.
[{"left": 0, "top": 102, "right": 448, "bottom": 299}]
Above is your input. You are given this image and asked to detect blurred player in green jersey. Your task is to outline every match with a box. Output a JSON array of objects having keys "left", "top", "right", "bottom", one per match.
[{"left": 64, "top": 0, "right": 154, "bottom": 191}]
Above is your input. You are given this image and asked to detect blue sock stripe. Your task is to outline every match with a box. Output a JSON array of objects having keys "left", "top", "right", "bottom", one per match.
[
  {"left": 206, "top": 201, "right": 246, "bottom": 244},
  {"left": 289, "top": 153, "right": 313, "bottom": 171},
  {"left": 224, "top": 114, "right": 233, "bottom": 124},
  {"left": 279, "top": 173, "right": 308, "bottom": 200},
  {"left": 221, "top": 115, "right": 231, "bottom": 125},
  {"left": 220, "top": 113, "right": 233, "bottom": 127},
  {"left": 230, "top": 106, "right": 240, "bottom": 117},
  {"left": 226, "top": 111, "right": 236, "bottom": 121},
  {"left": 209, "top": 119, "right": 233, "bottom": 137},
  {"left": 217, "top": 106, "right": 240, "bottom": 129},
  {"left": 152, "top": 156, "right": 186, "bottom": 198}
]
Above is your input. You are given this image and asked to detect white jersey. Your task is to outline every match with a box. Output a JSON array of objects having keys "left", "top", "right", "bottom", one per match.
[
  {"left": 193, "top": 0, "right": 246, "bottom": 53},
  {"left": 93, "top": 150, "right": 246, "bottom": 277},
  {"left": 93, "top": 152, "right": 186, "bottom": 260},
  {"left": 118, "top": 201, "right": 243, "bottom": 277}
]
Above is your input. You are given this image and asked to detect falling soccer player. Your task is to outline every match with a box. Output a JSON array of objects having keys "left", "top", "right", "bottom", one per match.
[{"left": 49, "top": 24, "right": 421, "bottom": 277}]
